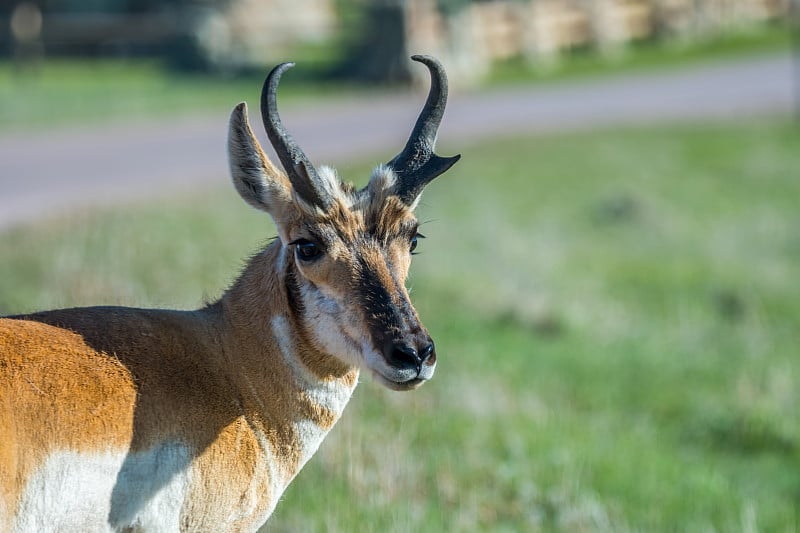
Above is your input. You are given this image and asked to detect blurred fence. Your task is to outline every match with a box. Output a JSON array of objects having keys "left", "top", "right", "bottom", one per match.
[
  {"left": 1, "top": 0, "right": 336, "bottom": 72},
  {"left": 406, "top": 0, "right": 791, "bottom": 84},
  {"left": 1, "top": 0, "right": 792, "bottom": 82}
]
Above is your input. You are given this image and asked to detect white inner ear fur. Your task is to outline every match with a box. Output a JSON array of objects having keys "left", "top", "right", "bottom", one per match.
[{"left": 227, "top": 103, "right": 293, "bottom": 216}]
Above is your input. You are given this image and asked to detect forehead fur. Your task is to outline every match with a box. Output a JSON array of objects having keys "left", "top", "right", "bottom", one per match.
[{"left": 295, "top": 165, "right": 417, "bottom": 242}]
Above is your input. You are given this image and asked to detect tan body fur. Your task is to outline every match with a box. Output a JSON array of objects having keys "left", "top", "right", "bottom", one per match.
[{"left": 1, "top": 241, "right": 357, "bottom": 531}]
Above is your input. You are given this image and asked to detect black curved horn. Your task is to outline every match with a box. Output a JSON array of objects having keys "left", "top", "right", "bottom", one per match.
[
  {"left": 388, "top": 55, "right": 461, "bottom": 204},
  {"left": 261, "top": 62, "right": 330, "bottom": 208}
]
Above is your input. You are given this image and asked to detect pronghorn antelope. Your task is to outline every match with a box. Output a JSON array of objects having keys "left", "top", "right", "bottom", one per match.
[{"left": 0, "top": 55, "right": 459, "bottom": 532}]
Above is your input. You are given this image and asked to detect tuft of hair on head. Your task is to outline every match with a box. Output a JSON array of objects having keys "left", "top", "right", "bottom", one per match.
[{"left": 349, "top": 165, "right": 398, "bottom": 212}]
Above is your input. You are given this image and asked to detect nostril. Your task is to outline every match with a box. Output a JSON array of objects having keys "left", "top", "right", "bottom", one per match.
[
  {"left": 419, "top": 342, "right": 436, "bottom": 365},
  {"left": 387, "top": 343, "right": 421, "bottom": 370}
]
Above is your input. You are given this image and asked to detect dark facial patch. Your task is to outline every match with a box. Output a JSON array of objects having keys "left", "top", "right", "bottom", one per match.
[{"left": 354, "top": 246, "right": 421, "bottom": 355}]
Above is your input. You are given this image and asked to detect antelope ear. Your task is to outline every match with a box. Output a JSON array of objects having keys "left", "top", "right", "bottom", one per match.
[{"left": 228, "top": 102, "right": 293, "bottom": 215}]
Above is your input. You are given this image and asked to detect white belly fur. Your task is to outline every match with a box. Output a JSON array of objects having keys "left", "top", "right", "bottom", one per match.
[{"left": 13, "top": 443, "right": 192, "bottom": 533}]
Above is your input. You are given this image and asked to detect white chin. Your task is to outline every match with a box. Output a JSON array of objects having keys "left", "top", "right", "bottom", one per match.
[{"left": 371, "top": 371, "right": 427, "bottom": 391}]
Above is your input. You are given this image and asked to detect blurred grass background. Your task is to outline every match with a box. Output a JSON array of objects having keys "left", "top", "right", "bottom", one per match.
[
  {"left": 0, "top": 57, "right": 345, "bottom": 131},
  {"left": 1, "top": 118, "right": 797, "bottom": 531}
]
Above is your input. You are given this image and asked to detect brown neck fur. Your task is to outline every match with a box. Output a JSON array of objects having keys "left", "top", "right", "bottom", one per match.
[{"left": 215, "top": 240, "right": 358, "bottom": 474}]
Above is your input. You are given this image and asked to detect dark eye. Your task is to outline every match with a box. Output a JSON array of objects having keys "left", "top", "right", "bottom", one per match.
[
  {"left": 290, "top": 239, "right": 323, "bottom": 261},
  {"left": 410, "top": 232, "right": 425, "bottom": 254}
]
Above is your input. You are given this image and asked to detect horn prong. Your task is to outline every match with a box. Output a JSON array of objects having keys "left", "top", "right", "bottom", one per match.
[{"left": 388, "top": 55, "right": 460, "bottom": 204}]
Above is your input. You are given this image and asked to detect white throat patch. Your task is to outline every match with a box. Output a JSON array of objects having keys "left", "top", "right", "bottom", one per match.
[{"left": 268, "top": 314, "right": 358, "bottom": 501}]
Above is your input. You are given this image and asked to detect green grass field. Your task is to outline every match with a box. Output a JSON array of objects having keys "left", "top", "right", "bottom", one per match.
[
  {"left": 0, "top": 59, "right": 348, "bottom": 132},
  {"left": 1, "top": 118, "right": 798, "bottom": 531}
]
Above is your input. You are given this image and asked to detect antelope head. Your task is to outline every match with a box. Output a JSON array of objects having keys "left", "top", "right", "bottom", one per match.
[{"left": 228, "top": 56, "right": 460, "bottom": 391}]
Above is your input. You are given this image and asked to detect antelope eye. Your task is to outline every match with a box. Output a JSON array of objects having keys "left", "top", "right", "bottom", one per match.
[
  {"left": 410, "top": 233, "right": 425, "bottom": 253},
  {"left": 290, "top": 239, "right": 323, "bottom": 261}
]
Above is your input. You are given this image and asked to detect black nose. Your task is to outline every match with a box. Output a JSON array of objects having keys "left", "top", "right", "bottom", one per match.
[
  {"left": 386, "top": 341, "right": 436, "bottom": 371},
  {"left": 419, "top": 342, "right": 436, "bottom": 366},
  {"left": 387, "top": 343, "right": 421, "bottom": 370}
]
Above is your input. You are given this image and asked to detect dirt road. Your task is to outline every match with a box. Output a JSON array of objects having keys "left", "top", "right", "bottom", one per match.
[{"left": 0, "top": 52, "right": 794, "bottom": 229}]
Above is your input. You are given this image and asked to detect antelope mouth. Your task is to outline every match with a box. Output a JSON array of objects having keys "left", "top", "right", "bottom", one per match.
[
  {"left": 373, "top": 361, "right": 435, "bottom": 391},
  {"left": 369, "top": 353, "right": 436, "bottom": 391},
  {"left": 373, "top": 372, "right": 428, "bottom": 391},
  {"left": 363, "top": 338, "right": 436, "bottom": 391}
]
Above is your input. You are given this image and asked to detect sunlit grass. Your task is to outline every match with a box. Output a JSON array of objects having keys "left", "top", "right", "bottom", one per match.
[{"left": 1, "top": 119, "right": 798, "bottom": 531}]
